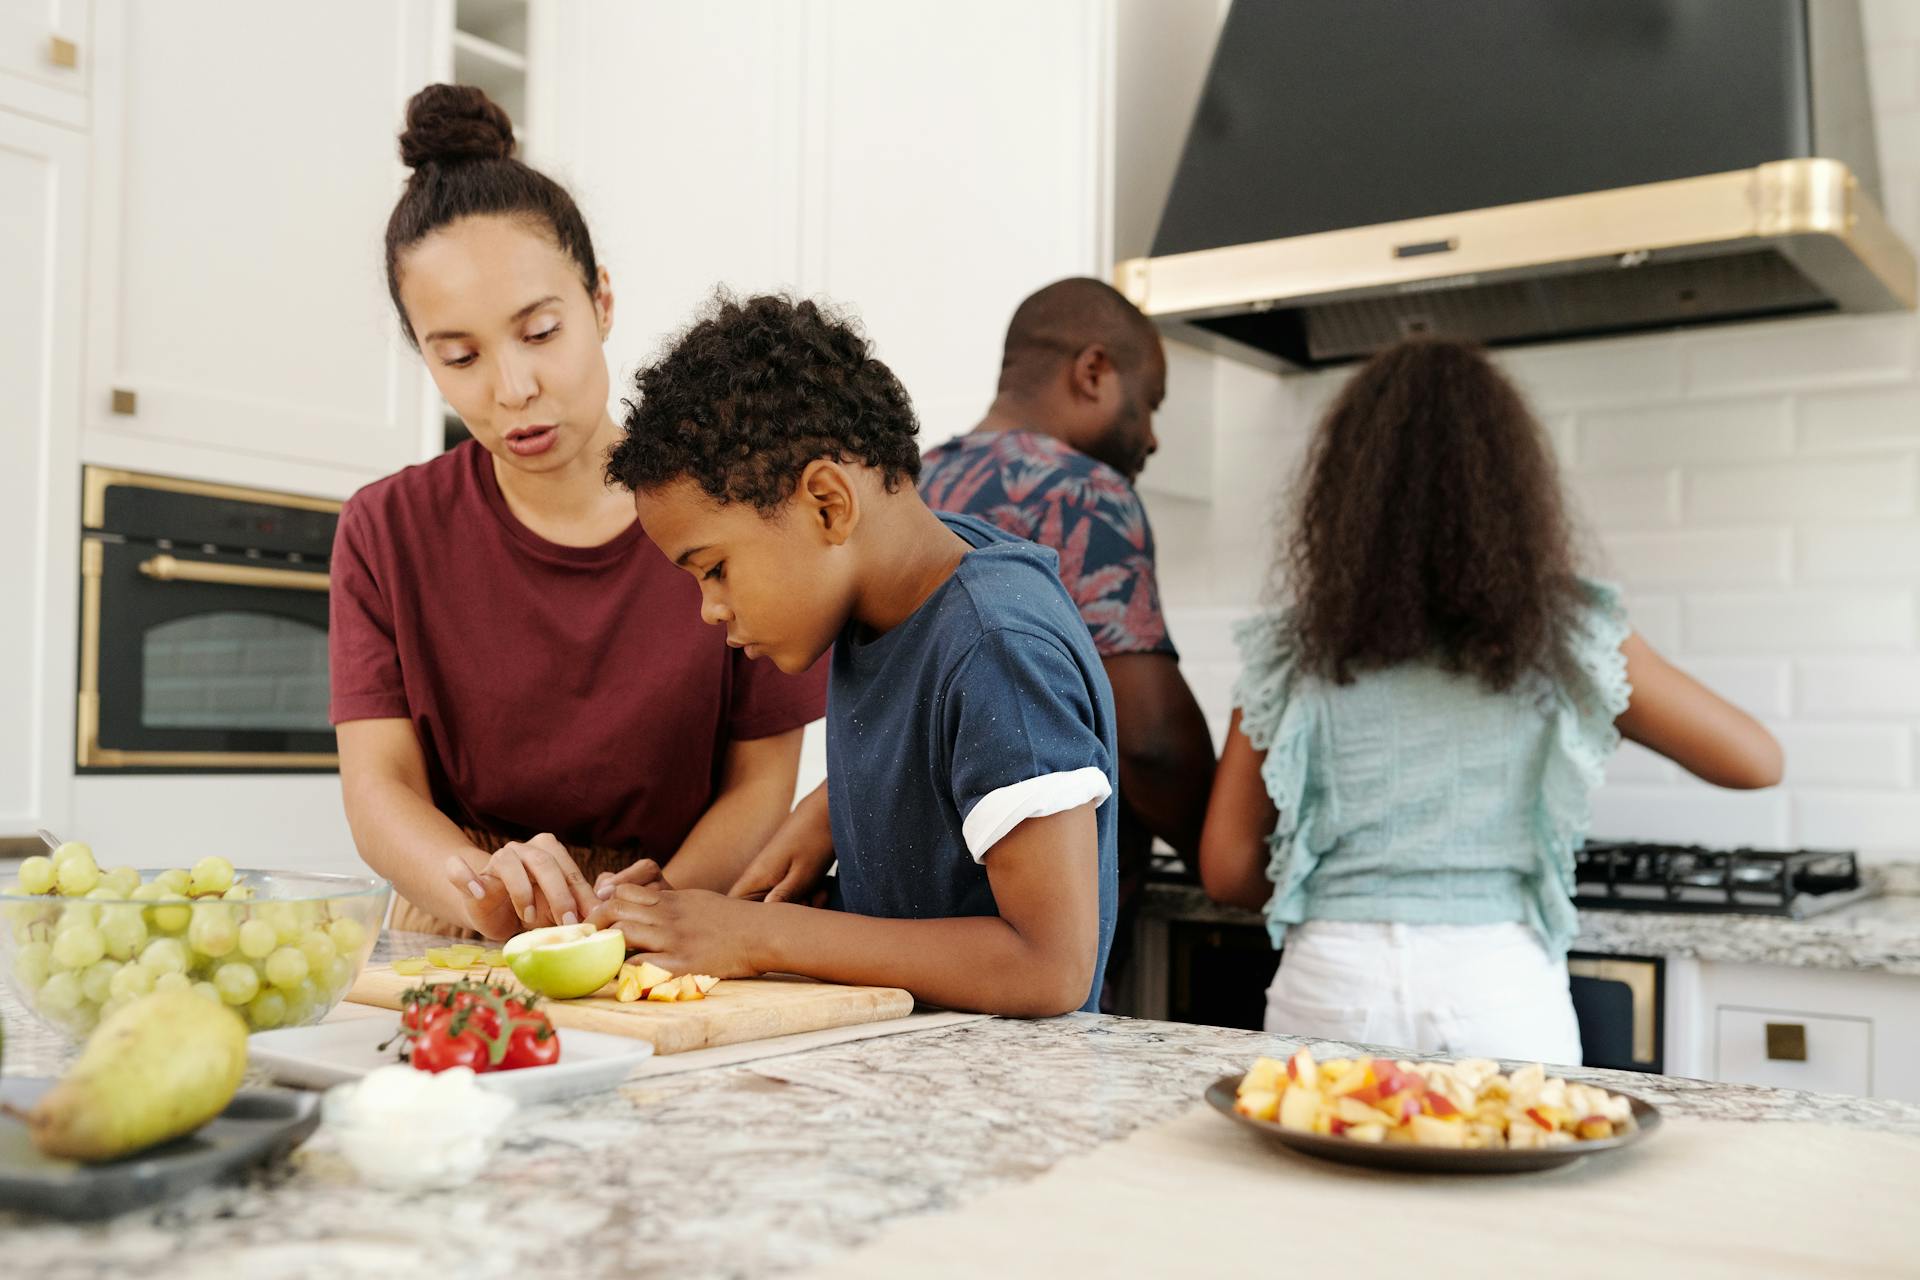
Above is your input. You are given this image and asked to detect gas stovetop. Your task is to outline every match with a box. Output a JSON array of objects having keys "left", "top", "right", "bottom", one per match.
[{"left": 1574, "top": 841, "right": 1871, "bottom": 918}]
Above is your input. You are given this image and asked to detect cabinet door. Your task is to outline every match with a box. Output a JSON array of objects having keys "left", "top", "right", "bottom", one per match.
[
  {"left": 84, "top": 0, "right": 437, "bottom": 481},
  {"left": 1715, "top": 1006, "right": 1873, "bottom": 1097},
  {"left": 0, "top": 107, "right": 84, "bottom": 834},
  {"left": 807, "top": 0, "right": 1109, "bottom": 447},
  {"left": 0, "top": 0, "right": 88, "bottom": 126}
]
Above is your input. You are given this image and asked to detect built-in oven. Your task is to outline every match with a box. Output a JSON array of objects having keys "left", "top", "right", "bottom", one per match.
[
  {"left": 1567, "top": 953, "right": 1664, "bottom": 1074},
  {"left": 77, "top": 467, "right": 341, "bottom": 771}
]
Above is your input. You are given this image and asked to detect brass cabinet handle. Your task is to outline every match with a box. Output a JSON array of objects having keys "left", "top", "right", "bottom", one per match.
[
  {"left": 138, "top": 554, "right": 330, "bottom": 592},
  {"left": 48, "top": 36, "right": 78, "bottom": 68},
  {"left": 111, "top": 388, "right": 137, "bottom": 415},
  {"left": 1764, "top": 1022, "right": 1808, "bottom": 1062}
]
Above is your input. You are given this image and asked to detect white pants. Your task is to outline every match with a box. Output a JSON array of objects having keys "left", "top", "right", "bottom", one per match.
[{"left": 1263, "top": 921, "right": 1584, "bottom": 1067}]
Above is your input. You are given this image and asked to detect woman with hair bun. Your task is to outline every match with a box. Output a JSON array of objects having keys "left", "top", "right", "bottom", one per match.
[{"left": 330, "top": 85, "right": 825, "bottom": 939}]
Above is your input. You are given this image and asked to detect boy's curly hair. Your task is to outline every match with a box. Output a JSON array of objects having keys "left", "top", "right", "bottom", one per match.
[{"left": 606, "top": 293, "right": 922, "bottom": 510}]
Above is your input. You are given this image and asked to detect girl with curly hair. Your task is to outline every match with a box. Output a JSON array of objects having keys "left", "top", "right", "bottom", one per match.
[{"left": 1199, "top": 337, "right": 1781, "bottom": 1062}]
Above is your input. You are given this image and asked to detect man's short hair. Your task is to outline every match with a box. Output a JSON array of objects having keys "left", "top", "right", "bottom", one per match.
[{"left": 998, "top": 277, "right": 1160, "bottom": 396}]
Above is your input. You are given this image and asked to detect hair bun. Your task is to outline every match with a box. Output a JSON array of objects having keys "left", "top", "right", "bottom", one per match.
[{"left": 399, "top": 83, "right": 515, "bottom": 170}]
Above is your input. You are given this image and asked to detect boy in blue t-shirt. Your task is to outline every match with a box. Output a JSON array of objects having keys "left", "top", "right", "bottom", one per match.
[{"left": 592, "top": 293, "right": 1119, "bottom": 1015}]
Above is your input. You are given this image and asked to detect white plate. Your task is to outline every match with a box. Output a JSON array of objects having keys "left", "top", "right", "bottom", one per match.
[{"left": 248, "top": 1016, "right": 655, "bottom": 1105}]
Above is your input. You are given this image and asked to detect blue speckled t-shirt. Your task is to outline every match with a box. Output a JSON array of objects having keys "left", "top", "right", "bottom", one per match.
[{"left": 826, "top": 513, "right": 1119, "bottom": 1011}]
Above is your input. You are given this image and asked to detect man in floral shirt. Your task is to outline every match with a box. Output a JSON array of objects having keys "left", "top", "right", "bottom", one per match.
[{"left": 922, "top": 278, "right": 1217, "bottom": 1003}]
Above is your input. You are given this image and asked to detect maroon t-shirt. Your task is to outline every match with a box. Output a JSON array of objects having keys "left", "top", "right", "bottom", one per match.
[{"left": 328, "top": 441, "right": 826, "bottom": 855}]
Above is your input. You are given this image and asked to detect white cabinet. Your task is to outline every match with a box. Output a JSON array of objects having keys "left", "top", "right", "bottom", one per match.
[
  {"left": 1689, "top": 961, "right": 1920, "bottom": 1104},
  {"left": 0, "top": 0, "right": 89, "bottom": 127},
  {"left": 0, "top": 107, "right": 84, "bottom": 835},
  {"left": 548, "top": 0, "right": 1109, "bottom": 448},
  {"left": 81, "top": 0, "right": 439, "bottom": 494}
]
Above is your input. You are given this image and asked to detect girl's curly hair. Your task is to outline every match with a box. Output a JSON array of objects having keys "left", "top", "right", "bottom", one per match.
[
  {"left": 607, "top": 293, "right": 921, "bottom": 510},
  {"left": 1286, "top": 337, "right": 1583, "bottom": 692}
]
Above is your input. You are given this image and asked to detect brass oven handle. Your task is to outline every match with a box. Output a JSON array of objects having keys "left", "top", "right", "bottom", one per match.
[{"left": 137, "top": 554, "right": 330, "bottom": 592}]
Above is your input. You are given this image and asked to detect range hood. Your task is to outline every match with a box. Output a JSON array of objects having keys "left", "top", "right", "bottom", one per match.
[{"left": 1118, "top": 0, "right": 1917, "bottom": 372}]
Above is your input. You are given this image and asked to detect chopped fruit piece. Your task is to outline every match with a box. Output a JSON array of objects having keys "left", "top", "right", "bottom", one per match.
[
  {"left": 446, "top": 944, "right": 483, "bottom": 967},
  {"left": 478, "top": 949, "right": 505, "bottom": 968},
  {"left": 1576, "top": 1116, "right": 1614, "bottom": 1141},
  {"left": 1244, "top": 1056, "right": 1286, "bottom": 1093},
  {"left": 691, "top": 975, "right": 720, "bottom": 994},
  {"left": 426, "top": 947, "right": 458, "bottom": 968},
  {"left": 392, "top": 957, "right": 428, "bottom": 976},
  {"left": 1286, "top": 1048, "right": 1317, "bottom": 1088},
  {"left": 625, "top": 960, "right": 672, "bottom": 991},
  {"left": 1234, "top": 1089, "right": 1281, "bottom": 1123},
  {"left": 1277, "top": 1085, "right": 1320, "bottom": 1132}
]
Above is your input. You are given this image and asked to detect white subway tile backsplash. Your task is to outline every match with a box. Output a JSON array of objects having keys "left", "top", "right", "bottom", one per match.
[
  {"left": 1684, "top": 315, "right": 1916, "bottom": 397},
  {"left": 1797, "top": 525, "right": 1920, "bottom": 583},
  {"left": 1604, "top": 740, "right": 1679, "bottom": 784},
  {"left": 1495, "top": 336, "right": 1684, "bottom": 411},
  {"left": 1683, "top": 591, "right": 1914, "bottom": 654},
  {"left": 1682, "top": 659, "right": 1792, "bottom": 717},
  {"left": 1576, "top": 399, "right": 1792, "bottom": 469},
  {"left": 1797, "top": 386, "right": 1920, "bottom": 453},
  {"left": 1793, "top": 791, "right": 1920, "bottom": 856},
  {"left": 1569, "top": 470, "right": 1681, "bottom": 528},
  {"left": 1164, "top": 606, "right": 1254, "bottom": 665},
  {"left": 1598, "top": 528, "right": 1790, "bottom": 588},
  {"left": 1686, "top": 457, "right": 1916, "bottom": 523},
  {"left": 1863, "top": 0, "right": 1920, "bottom": 45},
  {"left": 1768, "top": 722, "right": 1914, "bottom": 788},
  {"left": 1797, "top": 659, "right": 1920, "bottom": 717},
  {"left": 1588, "top": 783, "right": 1790, "bottom": 846},
  {"left": 1620, "top": 593, "right": 1682, "bottom": 653}
]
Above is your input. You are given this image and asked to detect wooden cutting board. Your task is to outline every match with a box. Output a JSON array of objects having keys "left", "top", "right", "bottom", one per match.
[{"left": 346, "top": 964, "right": 914, "bottom": 1056}]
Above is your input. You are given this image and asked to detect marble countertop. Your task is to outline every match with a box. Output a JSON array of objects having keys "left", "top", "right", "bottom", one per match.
[
  {"left": 7, "top": 931, "right": 1920, "bottom": 1277},
  {"left": 1138, "top": 881, "right": 1920, "bottom": 977}
]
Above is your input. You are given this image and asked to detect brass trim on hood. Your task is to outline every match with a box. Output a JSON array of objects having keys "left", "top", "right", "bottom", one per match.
[{"left": 1116, "top": 159, "right": 1916, "bottom": 369}]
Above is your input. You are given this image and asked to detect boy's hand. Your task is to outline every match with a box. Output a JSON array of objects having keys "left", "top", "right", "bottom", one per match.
[
  {"left": 586, "top": 886, "right": 762, "bottom": 978},
  {"left": 727, "top": 842, "right": 834, "bottom": 905}
]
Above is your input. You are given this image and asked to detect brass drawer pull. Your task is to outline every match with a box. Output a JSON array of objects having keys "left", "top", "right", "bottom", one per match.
[
  {"left": 48, "top": 36, "right": 78, "bottom": 68},
  {"left": 1765, "top": 1022, "right": 1808, "bottom": 1062}
]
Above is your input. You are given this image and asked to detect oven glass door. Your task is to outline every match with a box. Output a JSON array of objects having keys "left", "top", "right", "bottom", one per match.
[{"left": 82, "top": 539, "right": 337, "bottom": 770}]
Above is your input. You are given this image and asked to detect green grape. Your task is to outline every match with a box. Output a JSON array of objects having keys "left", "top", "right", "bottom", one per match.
[
  {"left": 18, "top": 855, "right": 56, "bottom": 895},
  {"left": 52, "top": 924, "right": 106, "bottom": 970},
  {"left": 154, "top": 868, "right": 191, "bottom": 894},
  {"left": 83, "top": 887, "right": 120, "bottom": 901},
  {"left": 324, "top": 954, "right": 354, "bottom": 996},
  {"left": 100, "top": 905, "right": 149, "bottom": 960},
  {"left": 246, "top": 989, "right": 287, "bottom": 1029},
  {"left": 109, "top": 962, "right": 155, "bottom": 1000},
  {"left": 130, "top": 882, "right": 165, "bottom": 902},
  {"left": 37, "top": 969, "right": 82, "bottom": 1013},
  {"left": 258, "top": 903, "right": 303, "bottom": 945},
  {"left": 140, "top": 937, "right": 189, "bottom": 976},
  {"left": 327, "top": 916, "right": 366, "bottom": 954},
  {"left": 12, "top": 912, "right": 54, "bottom": 946},
  {"left": 297, "top": 930, "right": 336, "bottom": 972},
  {"left": 189, "top": 980, "right": 221, "bottom": 1003},
  {"left": 238, "top": 918, "right": 277, "bottom": 959},
  {"left": 101, "top": 866, "right": 142, "bottom": 897},
  {"left": 187, "top": 905, "right": 239, "bottom": 958},
  {"left": 97, "top": 996, "right": 129, "bottom": 1024},
  {"left": 189, "top": 855, "right": 235, "bottom": 897},
  {"left": 148, "top": 895, "right": 191, "bottom": 934},
  {"left": 153, "top": 970, "right": 193, "bottom": 995},
  {"left": 221, "top": 884, "right": 253, "bottom": 901},
  {"left": 55, "top": 855, "right": 101, "bottom": 896},
  {"left": 56, "top": 901, "right": 100, "bottom": 932},
  {"left": 15, "top": 939, "right": 53, "bottom": 989},
  {"left": 213, "top": 961, "right": 260, "bottom": 1005},
  {"left": 80, "top": 959, "right": 121, "bottom": 1004},
  {"left": 50, "top": 841, "right": 94, "bottom": 870},
  {"left": 283, "top": 977, "right": 321, "bottom": 1025},
  {"left": 263, "top": 947, "right": 308, "bottom": 990}
]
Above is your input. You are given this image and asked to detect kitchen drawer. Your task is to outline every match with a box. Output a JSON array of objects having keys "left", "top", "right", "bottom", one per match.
[{"left": 1714, "top": 1007, "right": 1871, "bottom": 1097}]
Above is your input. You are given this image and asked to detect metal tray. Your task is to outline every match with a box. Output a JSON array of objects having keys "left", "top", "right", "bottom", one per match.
[{"left": 0, "top": 1079, "right": 320, "bottom": 1220}]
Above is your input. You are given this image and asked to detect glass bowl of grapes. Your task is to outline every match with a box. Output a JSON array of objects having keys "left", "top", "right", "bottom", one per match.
[{"left": 2, "top": 842, "right": 391, "bottom": 1041}]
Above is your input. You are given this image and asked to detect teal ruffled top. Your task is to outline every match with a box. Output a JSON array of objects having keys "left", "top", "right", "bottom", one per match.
[{"left": 1230, "top": 579, "right": 1630, "bottom": 957}]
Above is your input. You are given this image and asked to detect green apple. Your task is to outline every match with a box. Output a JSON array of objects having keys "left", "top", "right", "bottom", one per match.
[{"left": 502, "top": 923, "right": 625, "bottom": 999}]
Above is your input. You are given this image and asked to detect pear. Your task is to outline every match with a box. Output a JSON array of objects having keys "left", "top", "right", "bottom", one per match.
[{"left": 10, "top": 989, "right": 247, "bottom": 1161}]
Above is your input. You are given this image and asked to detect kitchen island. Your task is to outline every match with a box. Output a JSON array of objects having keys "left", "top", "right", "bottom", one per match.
[{"left": 5, "top": 930, "right": 1920, "bottom": 1279}]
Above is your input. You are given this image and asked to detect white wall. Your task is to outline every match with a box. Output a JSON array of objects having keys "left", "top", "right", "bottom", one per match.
[{"left": 1142, "top": 0, "right": 1920, "bottom": 861}]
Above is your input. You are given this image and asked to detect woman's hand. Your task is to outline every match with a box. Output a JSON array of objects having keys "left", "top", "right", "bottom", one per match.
[
  {"left": 727, "top": 841, "right": 834, "bottom": 905},
  {"left": 447, "top": 833, "right": 600, "bottom": 934},
  {"left": 586, "top": 886, "right": 763, "bottom": 978},
  {"left": 594, "top": 857, "right": 672, "bottom": 902}
]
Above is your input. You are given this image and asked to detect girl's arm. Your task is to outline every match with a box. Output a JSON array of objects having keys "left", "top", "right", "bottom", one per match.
[
  {"left": 1616, "top": 631, "right": 1784, "bottom": 789},
  {"left": 1197, "top": 709, "right": 1280, "bottom": 911}
]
